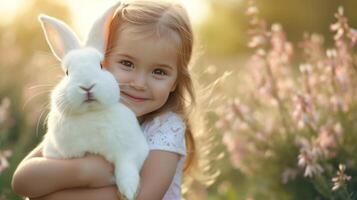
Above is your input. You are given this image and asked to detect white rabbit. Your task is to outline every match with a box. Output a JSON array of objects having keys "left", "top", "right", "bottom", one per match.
[{"left": 38, "top": 2, "right": 149, "bottom": 200}]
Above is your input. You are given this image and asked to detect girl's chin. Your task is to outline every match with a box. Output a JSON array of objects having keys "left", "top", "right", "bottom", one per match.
[{"left": 119, "top": 100, "right": 153, "bottom": 118}]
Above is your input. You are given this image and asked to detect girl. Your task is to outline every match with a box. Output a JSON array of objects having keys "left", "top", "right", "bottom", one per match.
[{"left": 11, "top": 0, "right": 197, "bottom": 199}]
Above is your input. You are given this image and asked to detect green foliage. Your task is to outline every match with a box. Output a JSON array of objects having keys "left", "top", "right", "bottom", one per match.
[{"left": 200, "top": 0, "right": 357, "bottom": 57}]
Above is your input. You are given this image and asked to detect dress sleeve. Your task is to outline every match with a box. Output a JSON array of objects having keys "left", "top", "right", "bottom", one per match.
[{"left": 144, "top": 112, "right": 187, "bottom": 156}]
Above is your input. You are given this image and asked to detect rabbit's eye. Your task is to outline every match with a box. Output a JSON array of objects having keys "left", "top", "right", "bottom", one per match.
[
  {"left": 65, "top": 69, "right": 69, "bottom": 76},
  {"left": 100, "top": 63, "right": 103, "bottom": 69}
]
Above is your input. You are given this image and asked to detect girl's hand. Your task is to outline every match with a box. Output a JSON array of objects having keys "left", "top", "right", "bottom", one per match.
[{"left": 79, "top": 154, "right": 115, "bottom": 188}]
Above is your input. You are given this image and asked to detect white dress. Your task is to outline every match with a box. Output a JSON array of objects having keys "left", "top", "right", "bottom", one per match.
[{"left": 140, "top": 111, "right": 187, "bottom": 200}]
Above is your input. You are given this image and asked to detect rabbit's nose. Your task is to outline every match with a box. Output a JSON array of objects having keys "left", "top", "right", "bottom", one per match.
[{"left": 80, "top": 84, "right": 96, "bottom": 92}]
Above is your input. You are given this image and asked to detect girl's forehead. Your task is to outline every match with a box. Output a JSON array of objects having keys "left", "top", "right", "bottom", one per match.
[
  {"left": 118, "top": 24, "right": 181, "bottom": 46},
  {"left": 113, "top": 26, "right": 180, "bottom": 68}
]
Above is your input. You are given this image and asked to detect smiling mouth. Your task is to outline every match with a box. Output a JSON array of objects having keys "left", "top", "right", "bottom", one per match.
[{"left": 121, "top": 91, "right": 148, "bottom": 102}]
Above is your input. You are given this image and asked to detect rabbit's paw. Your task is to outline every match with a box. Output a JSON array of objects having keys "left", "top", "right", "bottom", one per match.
[
  {"left": 116, "top": 175, "right": 139, "bottom": 200},
  {"left": 115, "top": 164, "right": 140, "bottom": 200}
]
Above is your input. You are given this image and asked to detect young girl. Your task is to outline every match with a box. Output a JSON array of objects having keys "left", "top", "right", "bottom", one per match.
[{"left": 12, "top": 0, "right": 197, "bottom": 199}]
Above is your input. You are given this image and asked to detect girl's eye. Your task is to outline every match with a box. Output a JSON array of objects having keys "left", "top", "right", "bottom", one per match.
[
  {"left": 119, "top": 60, "right": 134, "bottom": 68},
  {"left": 65, "top": 69, "right": 69, "bottom": 76},
  {"left": 100, "top": 63, "right": 103, "bottom": 69},
  {"left": 153, "top": 68, "right": 167, "bottom": 76}
]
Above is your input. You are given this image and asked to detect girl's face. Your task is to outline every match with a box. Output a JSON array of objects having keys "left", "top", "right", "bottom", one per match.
[{"left": 106, "top": 28, "right": 178, "bottom": 117}]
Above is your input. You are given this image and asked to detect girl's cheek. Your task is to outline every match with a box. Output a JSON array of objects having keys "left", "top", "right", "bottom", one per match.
[
  {"left": 152, "top": 79, "right": 175, "bottom": 92},
  {"left": 109, "top": 66, "right": 129, "bottom": 82},
  {"left": 117, "top": 73, "right": 134, "bottom": 85}
]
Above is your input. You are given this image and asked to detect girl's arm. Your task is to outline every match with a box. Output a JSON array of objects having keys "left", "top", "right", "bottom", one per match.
[
  {"left": 29, "top": 186, "right": 120, "bottom": 200},
  {"left": 28, "top": 150, "right": 181, "bottom": 200},
  {"left": 136, "top": 150, "right": 180, "bottom": 200},
  {"left": 11, "top": 142, "right": 114, "bottom": 198}
]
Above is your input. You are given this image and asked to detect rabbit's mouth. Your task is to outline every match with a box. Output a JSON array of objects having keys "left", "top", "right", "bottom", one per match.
[
  {"left": 83, "top": 92, "right": 97, "bottom": 103},
  {"left": 84, "top": 97, "right": 97, "bottom": 103}
]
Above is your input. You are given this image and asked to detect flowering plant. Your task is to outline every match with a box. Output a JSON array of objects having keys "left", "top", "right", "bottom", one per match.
[
  {"left": 215, "top": 1, "right": 357, "bottom": 199},
  {"left": 0, "top": 97, "right": 13, "bottom": 176}
]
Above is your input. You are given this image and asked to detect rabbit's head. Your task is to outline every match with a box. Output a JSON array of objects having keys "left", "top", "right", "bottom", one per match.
[{"left": 39, "top": 2, "right": 121, "bottom": 115}]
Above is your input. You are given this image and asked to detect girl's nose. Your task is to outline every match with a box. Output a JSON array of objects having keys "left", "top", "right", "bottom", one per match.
[{"left": 130, "top": 73, "right": 147, "bottom": 90}]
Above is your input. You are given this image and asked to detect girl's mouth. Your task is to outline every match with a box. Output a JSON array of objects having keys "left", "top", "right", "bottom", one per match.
[{"left": 121, "top": 91, "right": 148, "bottom": 103}]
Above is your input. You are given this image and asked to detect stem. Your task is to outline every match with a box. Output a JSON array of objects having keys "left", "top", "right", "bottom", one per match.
[
  {"left": 265, "top": 60, "right": 291, "bottom": 133},
  {"left": 232, "top": 102, "right": 261, "bottom": 134},
  {"left": 313, "top": 175, "right": 335, "bottom": 199},
  {"left": 342, "top": 186, "right": 352, "bottom": 200}
]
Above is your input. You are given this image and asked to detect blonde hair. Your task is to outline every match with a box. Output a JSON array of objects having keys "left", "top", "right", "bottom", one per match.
[{"left": 104, "top": 0, "right": 196, "bottom": 172}]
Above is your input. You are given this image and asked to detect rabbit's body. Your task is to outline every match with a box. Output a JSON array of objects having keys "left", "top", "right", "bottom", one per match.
[
  {"left": 43, "top": 103, "right": 147, "bottom": 164},
  {"left": 38, "top": 2, "right": 149, "bottom": 199},
  {"left": 43, "top": 101, "right": 148, "bottom": 199}
]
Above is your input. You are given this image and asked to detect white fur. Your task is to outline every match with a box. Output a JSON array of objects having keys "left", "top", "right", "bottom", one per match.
[{"left": 38, "top": 2, "right": 149, "bottom": 200}]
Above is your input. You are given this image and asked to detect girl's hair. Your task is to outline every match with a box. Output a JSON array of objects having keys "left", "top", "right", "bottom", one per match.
[{"left": 104, "top": 0, "right": 196, "bottom": 173}]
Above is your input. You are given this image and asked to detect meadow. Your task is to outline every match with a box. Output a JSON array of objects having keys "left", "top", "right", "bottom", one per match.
[{"left": 1, "top": 0, "right": 357, "bottom": 199}]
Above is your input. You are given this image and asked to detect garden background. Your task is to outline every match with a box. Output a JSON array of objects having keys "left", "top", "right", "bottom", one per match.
[{"left": 1, "top": 0, "right": 357, "bottom": 199}]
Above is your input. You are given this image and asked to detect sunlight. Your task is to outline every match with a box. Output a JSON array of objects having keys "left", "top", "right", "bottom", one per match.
[
  {"left": 0, "top": 0, "right": 208, "bottom": 37},
  {"left": 0, "top": 0, "right": 25, "bottom": 25},
  {"left": 64, "top": 0, "right": 208, "bottom": 37}
]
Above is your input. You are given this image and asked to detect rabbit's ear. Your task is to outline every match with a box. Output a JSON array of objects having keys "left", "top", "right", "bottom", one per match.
[
  {"left": 38, "top": 15, "right": 81, "bottom": 61},
  {"left": 85, "top": 1, "right": 121, "bottom": 55}
]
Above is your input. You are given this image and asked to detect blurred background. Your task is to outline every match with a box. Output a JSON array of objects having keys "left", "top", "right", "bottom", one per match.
[{"left": 1, "top": 0, "right": 357, "bottom": 199}]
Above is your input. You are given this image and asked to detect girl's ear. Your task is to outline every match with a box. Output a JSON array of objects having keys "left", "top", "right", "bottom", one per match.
[
  {"left": 85, "top": 1, "right": 121, "bottom": 55},
  {"left": 38, "top": 15, "right": 80, "bottom": 61}
]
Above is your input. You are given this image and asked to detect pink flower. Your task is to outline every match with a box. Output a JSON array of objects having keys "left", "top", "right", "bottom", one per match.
[
  {"left": 318, "top": 126, "right": 336, "bottom": 150},
  {"left": 0, "top": 150, "right": 12, "bottom": 174},
  {"left": 222, "top": 134, "right": 247, "bottom": 170},
  {"left": 215, "top": 117, "right": 229, "bottom": 130},
  {"left": 245, "top": 5, "right": 258, "bottom": 16},
  {"left": 248, "top": 35, "right": 266, "bottom": 48},
  {"left": 332, "top": 164, "right": 352, "bottom": 191},
  {"left": 296, "top": 138, "right": 324, "bottom": 177},
  {"left": 292, "top": 94, "right": 319, "bottom": 129},
  {"left": 0, "top": 97, "right": 11, "bottom": 125},
  {"left": 298, "top": 149, "right": 324, "bottom": 178},
  {"left": 281, "top": 168, "right": 298, "bottom": 184}
]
